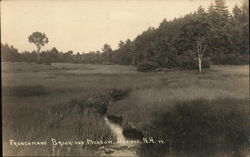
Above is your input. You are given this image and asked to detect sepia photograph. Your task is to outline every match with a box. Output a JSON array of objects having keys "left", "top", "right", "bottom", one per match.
[{"left": 1, "top": 0, "right": 249, "bottom": 156}]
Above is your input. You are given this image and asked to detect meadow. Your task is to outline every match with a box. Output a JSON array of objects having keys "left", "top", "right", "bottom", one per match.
[{"left": 2, "top": 62, "right": 249, "bottom": 156}]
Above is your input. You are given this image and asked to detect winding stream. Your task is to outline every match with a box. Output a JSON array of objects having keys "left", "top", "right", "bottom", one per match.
[
  {"left": 98, "top": 116, "right": 139, "bottom": 156},
  {"left": 104, "top": 116, "right": 126, "bottom": 142}
]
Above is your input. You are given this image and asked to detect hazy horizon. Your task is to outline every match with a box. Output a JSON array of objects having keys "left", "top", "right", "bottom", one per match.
[{"left": 1, "top": 0, "right": 241, "bottom": 53}]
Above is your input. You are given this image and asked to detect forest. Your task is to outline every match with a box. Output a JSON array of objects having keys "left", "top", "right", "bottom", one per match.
[{"left": 1, "top": 0, "right": 249, "bottom": 67}]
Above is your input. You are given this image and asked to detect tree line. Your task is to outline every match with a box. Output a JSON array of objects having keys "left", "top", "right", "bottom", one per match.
[
  {"left": 1, "top": 44, "right": 109, "bottom": 64},
  {"left": 112, "top": 0, "right": 249, "bottom": 67},
  {"left": 1, "top": 0, "right": 249, "bottom": 67}
]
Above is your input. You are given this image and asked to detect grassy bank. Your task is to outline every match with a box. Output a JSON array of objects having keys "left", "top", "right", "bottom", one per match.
[{"left": 139, "top": 98, "right": 249, "bottom": 157}]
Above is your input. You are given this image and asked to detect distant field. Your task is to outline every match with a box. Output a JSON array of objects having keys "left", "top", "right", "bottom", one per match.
[{"left": 2, "top": 62, "right": 249, "bottom": 156}]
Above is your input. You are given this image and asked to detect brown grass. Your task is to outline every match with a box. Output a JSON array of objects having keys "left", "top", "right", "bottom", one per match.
[{"left": 2, "top": 62, "right": 249, "bottom": 156}]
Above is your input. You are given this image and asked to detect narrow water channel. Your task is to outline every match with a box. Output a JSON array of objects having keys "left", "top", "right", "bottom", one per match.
[
  {"left": 104, "top": 116, "right": 126, "bottom": 142},
  {"left": 98, "top": 116, "right": 139, "bottom": 156}
]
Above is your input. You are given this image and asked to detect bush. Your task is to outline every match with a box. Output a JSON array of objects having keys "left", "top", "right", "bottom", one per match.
[
  {"left": 38, "top": 58, "right": 51, "bottom": 65},
  {"left": 201, "top": 57, "right": 211, "bottom": 69},
  {"left": 153, "top": 54, "right": 179, "bottom": 68},
  {"left": 83, "top": 96, "right": 109, "bottom": 115},
  {"left": 179, "top": 58, "right": 196, "bottom": 69},
  {"left": 140, "top": 99, "right": 249, "bottom": 157},
  {"left": 179, "top": 57, "right": 211, "bottom": 69},
  {"left": 109, "top": 88, "right": 129, "bottom": 101},
  {"left": 137, "top": 61, "right": 159, "bottom": 72},
  {"left": 237, "top": 55, "right": 249, "bottom": 64},
  {"left": 212, "top": 54, "right": 249, "bottom": 65}
]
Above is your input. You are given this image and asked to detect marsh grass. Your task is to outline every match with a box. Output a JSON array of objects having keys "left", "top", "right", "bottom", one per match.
[
  {"left": 3, "top": 85, "right": 49, "bottom": 97},
  {"left": 46, "top": 98, "right": 114, "bottom": 142},
  {"left": 139, "top": 98, "right": 250, "bottom": 157},
  {"left": 2, "top": 62, "right": 249, "bottom": 156},
  {"left": 1, "top": 62, "right": 58, "bottom": 73},
  {"left": 4, "top": 97, "right": 115, "bottom": 156}
]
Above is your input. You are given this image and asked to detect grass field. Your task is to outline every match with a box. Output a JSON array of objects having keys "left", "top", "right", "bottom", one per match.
[{"left": 2, "top": 62, "right": 249, "bottom": 156}]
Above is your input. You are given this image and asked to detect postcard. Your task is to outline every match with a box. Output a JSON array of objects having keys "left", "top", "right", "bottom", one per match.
[{"left": 1, "top": 0, "right": 249, "bottom": 156}]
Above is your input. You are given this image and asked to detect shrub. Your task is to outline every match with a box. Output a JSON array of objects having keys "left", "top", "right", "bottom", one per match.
[
  {"left": 179, "top": 58, "right": 197, "bottom": 69},
  {"left": 38, "top": 58, "right": 52, "bottom": 65},
  {"left": 137, "top": 61, "right": 159, "bottom": 72},
  {"left": 83, "top": 96, "right": 109, "bottom": 115},
  {"left": 109, "top": 88, "right": 129, "bottom": 101},
  {"left": 179, "top": 57, "right": 211, "bottom": 69},
  {"left": 212, "top": 54, "right": 249, "bottom": 65},
  {"left": 237, "top": 55, "right": 249, "bottom": 64},
  {"left": 153, "top": 54, "right": 179, "bottom": 68},
  {"left": 201, "top": 57, "right": 211, "bottom": 69}
]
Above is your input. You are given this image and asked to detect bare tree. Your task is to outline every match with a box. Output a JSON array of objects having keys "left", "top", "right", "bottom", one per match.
[
  {"left": 28, "top": 32, "right": 49, "bottom": 62},
  {"left": 196, "top": 37, "right": 207, "bottom": 72}
]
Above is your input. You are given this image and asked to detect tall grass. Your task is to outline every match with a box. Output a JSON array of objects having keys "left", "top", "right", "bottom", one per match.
[
  {"left": 2, "top": 62, "right": 249, "bottom": 156},
  {"left": 3, "top": 97, "right": 115, "bottom": 156},
  {"left": 3, "top": 85, "right": 49, "bottom": 97},
  {"left": 139, "top": 98, "right": 249, "bottom": 157}
]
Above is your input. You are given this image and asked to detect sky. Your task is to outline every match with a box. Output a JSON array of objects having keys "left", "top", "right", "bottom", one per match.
[{"left": 1, "top": 0, "right": 241, "bottom": 53}]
